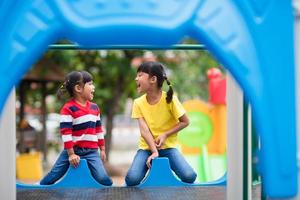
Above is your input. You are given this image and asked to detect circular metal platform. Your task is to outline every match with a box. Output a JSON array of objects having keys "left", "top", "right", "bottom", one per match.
[{"left": 17, "top": 185, "right": 261, "bottom": 200}]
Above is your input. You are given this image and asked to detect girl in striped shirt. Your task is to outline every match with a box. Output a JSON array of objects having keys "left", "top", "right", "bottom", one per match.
[{"left": 40, "top": 71, "right": 112, "bottom": 186}]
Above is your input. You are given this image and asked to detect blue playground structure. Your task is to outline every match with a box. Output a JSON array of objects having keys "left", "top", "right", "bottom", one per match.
[
  {"left": 17, "top": 158, "right": 226, "bottom": 189},
  {"left": 0, "top": 0, "right": 298, "bottom": 199}
]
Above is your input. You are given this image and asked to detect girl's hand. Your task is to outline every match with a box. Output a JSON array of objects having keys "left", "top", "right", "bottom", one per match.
[
  {"left": 146, "top": 151, "right": 159, "bottom": 168},
  {"left": 68, "top": 154, "right": 80, "bottom": 168},
  {"left": 100, "top": 150, "right": 107, "bottom": 162},
  {"left": 155, "top": 134, "right": 167, "bottom": 149}
]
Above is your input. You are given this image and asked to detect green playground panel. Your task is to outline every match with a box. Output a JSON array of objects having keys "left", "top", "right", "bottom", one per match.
[{"left": 184, "top": 154, "right": 227, "bottom": 182}]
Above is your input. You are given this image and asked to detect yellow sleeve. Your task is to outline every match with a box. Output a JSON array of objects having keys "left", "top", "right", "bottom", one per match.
[
  {"left": 171, "top": 95, "right": 186, "bottom": 119},
  {"left": 131, "top": 100, "right": 143, "bottom": 119}
]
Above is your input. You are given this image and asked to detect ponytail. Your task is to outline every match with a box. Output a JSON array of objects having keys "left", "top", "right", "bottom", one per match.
[
  {"left": 57, "top": 81, "right": 68, "bottom": 100},
  {"left": 165, "top": 76, "right": 173, "bottom": 104}
]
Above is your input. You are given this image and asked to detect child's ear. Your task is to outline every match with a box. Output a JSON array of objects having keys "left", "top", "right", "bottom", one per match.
[
  {"left": 74, "top": 84, "right": 82, "bottom": 93},
  {"left": 150, "top": 76, "right": 157, "bottom": 84}
]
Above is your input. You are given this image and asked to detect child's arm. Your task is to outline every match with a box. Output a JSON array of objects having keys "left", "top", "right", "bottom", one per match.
[
  {"left": 137, "top": 118, "right": 159, "bottom": 168},
  {"left": 67, "top": 148, "right": 80, "bottom": 167},
  {"left": 155, "top": 114, "right": 189, "bottom": 148},
  {"left": 99, "top": 146, "right": 106, "bottom": 162},
  {"left": 60, "top": 107, "right": 80, "bottom": 167},
  {"left": 95, "top": 109, "right": 106, "bottom": 162}
]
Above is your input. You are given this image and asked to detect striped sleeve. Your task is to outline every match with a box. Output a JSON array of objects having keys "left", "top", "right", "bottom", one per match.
[
  {"left": 60, "top": 106, "right": 74, "bottom": 149},
  {"left": 96, "top": 112, "right": 105, "bottom": 147}
]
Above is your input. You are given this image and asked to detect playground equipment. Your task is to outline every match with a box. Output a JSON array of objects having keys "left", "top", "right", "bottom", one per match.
[
  {"left": 16, "top": 152, "right": 43, "bottom": 181},
  {"left": 179, "top": 102, "right": 227, "bottom": 182},
  {"left": 17, "top": 158, "right": 226, "bottom": 189},
  {"left": 0, "top": 1, "right": 298, "bottom": 199},
  {"left": 179, "top": 68, "right": 227, "bottom": 182}
]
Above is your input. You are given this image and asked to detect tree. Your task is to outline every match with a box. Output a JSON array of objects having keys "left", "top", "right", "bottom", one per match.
[{"left": 19, "top": 46, "right": 221, "bottom": 162}]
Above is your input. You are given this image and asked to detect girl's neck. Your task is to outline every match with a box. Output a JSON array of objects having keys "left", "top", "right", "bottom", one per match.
[
  {"left": 73, "top": 96, "right": 88, "bottom": 107},
  {"left": 146, "top": 89, "right": 162, "bottom": 105}
]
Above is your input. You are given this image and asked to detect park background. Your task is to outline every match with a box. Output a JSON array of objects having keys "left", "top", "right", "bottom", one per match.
[{"left": 15, "top": 40, "right": 226, "bottom": 186}]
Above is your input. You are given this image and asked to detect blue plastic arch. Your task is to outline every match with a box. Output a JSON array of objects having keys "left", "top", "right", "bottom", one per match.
[
  {"left": 0, "top": 0, "right": 296, "bottom": 197},
  {"left": 17, "top": 159, "right": 105, "bottom": 189},
  {"left": 17, "top": 158, "right": 225, "bottom": 189}
]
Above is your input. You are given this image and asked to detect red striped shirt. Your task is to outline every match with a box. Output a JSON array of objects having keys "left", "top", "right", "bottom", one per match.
[{"left": 60, "top": 99, "right": 105, "bottom": 149}]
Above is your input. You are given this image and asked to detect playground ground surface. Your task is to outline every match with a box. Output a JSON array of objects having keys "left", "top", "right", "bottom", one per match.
[{"left": 17, "top": 184, "right": 261, "bottom": 200}]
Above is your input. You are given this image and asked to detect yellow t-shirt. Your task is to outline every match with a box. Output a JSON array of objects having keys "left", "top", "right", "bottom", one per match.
[{"left": 132, "top": 91, "right": 186, "bottom": 149}]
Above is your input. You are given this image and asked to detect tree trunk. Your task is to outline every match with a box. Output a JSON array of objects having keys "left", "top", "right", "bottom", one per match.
[
  {"left": 104, "top": 111, "right": 113, "bottom": 161},
  {"left": 104, "top": 50, "right": 135, "bottom": 161},
  {"left": 18, "top": 81, "right": 26, "bottom": 153},
  {"left": 40, "top": 82, "right": 48, "bottom": 162},
  {"left": 104, "top": 76, "right": 125, "bottom": 161}
]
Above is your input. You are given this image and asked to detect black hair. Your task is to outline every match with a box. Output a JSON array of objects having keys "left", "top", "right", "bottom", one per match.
[
  {"left": 57, "top": 70, "right": 93, "bottom": 99},
  {"left": 137, "top": 61, "right": 173, "bottom": 103}
]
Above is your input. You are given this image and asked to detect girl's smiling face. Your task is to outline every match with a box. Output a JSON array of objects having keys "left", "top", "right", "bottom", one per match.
[
  {"left": 135, "top": 72, "right": 152, "bottom": 93},
  {"left": 81, "top": 81, "right": 95, "bottom": 101}
]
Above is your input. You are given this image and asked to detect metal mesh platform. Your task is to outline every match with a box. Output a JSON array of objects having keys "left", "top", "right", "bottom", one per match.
[{"left": 17, "top": 185, "right": 261, "bottom": 200}]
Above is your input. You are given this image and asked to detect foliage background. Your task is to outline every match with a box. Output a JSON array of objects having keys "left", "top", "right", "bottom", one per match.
[{"left": 18, "top": 45, "right": 222, "bottom": 160}]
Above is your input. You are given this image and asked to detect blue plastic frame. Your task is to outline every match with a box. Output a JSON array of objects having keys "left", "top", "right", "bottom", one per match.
[
  {"left": 16, "top": 158, "right": 226, "bottom": 189},
  {"left": 1, "top": 0, "right": 296, "bottom": 197},
  {"left": 17, "top": 159, "right": 104, "bottom": 189}
]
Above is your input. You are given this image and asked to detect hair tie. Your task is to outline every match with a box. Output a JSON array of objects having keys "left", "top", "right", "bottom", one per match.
[{"left": 60, "top": 81, "right": 67, "bottom": 89}]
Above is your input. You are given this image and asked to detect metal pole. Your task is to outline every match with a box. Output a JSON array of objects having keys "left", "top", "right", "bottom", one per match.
[
  {"left": 0, "top": 89, "right": 16, "bottom": 200},
  {"left": 227, "top": 73, "right": 244, "bottom": 200},
  {"left": 247, "top": 106, "right": 253, "bottom": 200}
]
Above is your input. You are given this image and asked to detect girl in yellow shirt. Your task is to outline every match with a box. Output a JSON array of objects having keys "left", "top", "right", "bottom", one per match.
[{"left": 125, "top": 61, "right": 197, "bottom": 186}]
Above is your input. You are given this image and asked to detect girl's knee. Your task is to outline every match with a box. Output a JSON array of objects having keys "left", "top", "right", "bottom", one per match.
[
  {"left": 92, "top": 172, "right": 113, "bottom": 186},
  {"left": 181, "top": 171, "right": 197, "bottom": 183},
  {"left": 99, "top": 176, "right": 113, "bottom": 186},
  {"left": 125, "top": 174, "right": 143, "bottom": 186}
]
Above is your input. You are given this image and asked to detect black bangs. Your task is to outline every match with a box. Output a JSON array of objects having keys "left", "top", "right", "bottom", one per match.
[
  {"left": 136, "top": 61, "right": 166, "bottom": 88},
  {"left": 81, "top": 71, "right": 93, "bottom": 83},
  {"left": 137, "top": 61, "right": 154, "bottom": 74}
]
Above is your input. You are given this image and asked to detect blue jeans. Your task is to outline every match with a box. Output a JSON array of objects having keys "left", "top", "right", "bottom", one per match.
[
  {"left": 125, "top": 148, "right": 197, "bottom": 186},
  {"left": 40, "top": 147, "right": 113, "bottom": 186}
]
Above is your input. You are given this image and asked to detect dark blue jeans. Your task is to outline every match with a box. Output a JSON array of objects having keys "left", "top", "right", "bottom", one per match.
[
  {"left": 40, "top": 147, "right": 112, "bottom": 186},
  {"left": 125, "top": 148, "right": 197, "bottom": 186}
]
